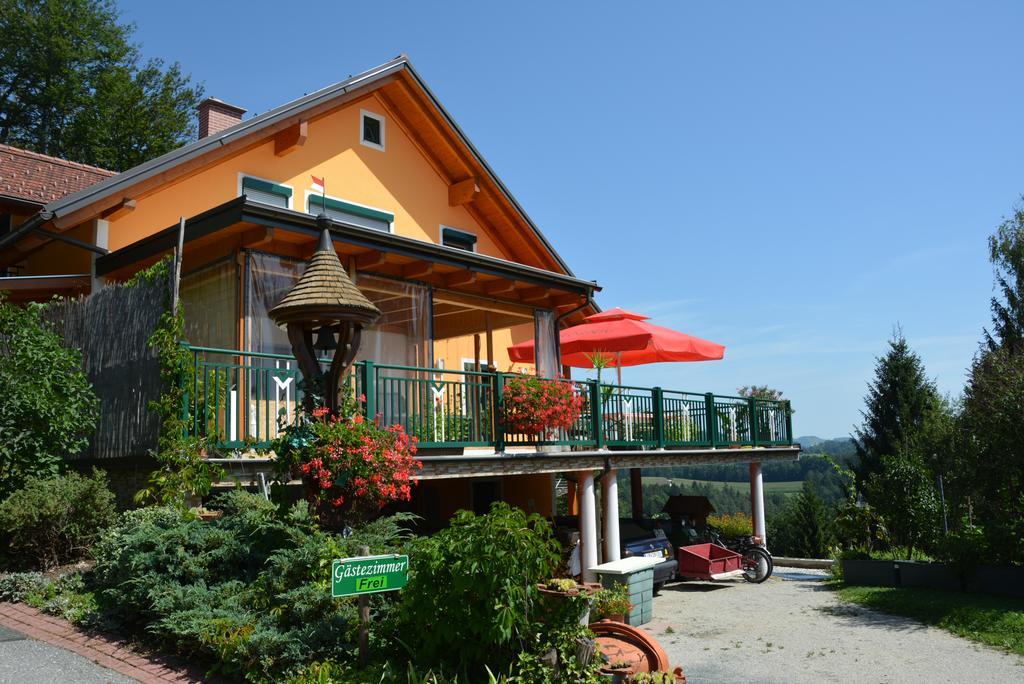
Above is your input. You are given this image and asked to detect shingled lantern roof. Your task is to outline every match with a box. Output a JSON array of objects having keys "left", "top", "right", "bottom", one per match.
[
  {"left": 270, "top": 219, "right": 381, "bottom": 415},
  {"left": 269, "top": 225, "right": 380, "bottom": 327}
]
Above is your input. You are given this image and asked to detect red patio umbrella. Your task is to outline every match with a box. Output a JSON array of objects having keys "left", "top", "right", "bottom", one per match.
[{"left": 507, "top": 307, "right": 725, "bottom": 374}]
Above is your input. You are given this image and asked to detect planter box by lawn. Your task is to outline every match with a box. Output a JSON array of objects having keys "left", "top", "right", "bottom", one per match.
[
  {"left": 842, "top": 559, "right": 1024, "bottom": 598},
  {"left": 897, "top": 562, "right": 961, "bottom": 591},
  {"left": 965, "top": 565, "right": 1024, "bottom": 598},
  {"left": 842, "top": 559, "right": 897, "bottom": 587}
]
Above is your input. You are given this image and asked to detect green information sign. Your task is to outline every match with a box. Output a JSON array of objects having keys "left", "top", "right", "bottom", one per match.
[{"left": 332, "top": 554, "right": 409, "bottom": 598}]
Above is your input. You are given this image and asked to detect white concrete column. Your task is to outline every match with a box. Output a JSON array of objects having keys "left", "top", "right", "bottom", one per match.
[
  {"left": 749, "top": 461, "right": 766, "bottom": 545},
  {"left": 90, "top": 218, "right": 109, "bottom": 293},
  {"left": 602, "top": 469, "right": 621, "bottom": 562},
  {"left": 578, "top": 471, "right": 598, "bottom": 582}
]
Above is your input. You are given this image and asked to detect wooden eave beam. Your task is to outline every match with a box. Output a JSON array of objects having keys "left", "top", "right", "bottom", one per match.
[
  {"left": 100, "top": 197, "right": 136, "bottom": 220},
  {"left": 355, "top": 250, "right": 388, "bottom": 270},
  {"left": 401, "top": 262, "right": 434, "bottom": 279},
  {"left": 448, "top": 177, "right": 480, "bottom": 206},
  {"left": 240, "top": 227, "right": 275, "bottom": 249},
  {"left": 445, "top": 270, "right": 477, "bottom": 288},
  {"left": 484, "top": 279, "right": 517, "bottom": 296},
  {"left": 274, "top": 120, "right": 308, "bottom": 156},
  {"left": 520, "top": 286, "right": 550, "bottom": 302}
]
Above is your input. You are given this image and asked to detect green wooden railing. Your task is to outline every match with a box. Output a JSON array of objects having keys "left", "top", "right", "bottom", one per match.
[{"left": 182, "top": 345, "right": 794, "bottom": 451}]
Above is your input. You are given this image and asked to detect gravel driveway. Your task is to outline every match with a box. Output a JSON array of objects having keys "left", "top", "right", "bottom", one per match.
[
  {"left": 0, "top": 623, "right": 134, "bottom": 684},
  {"left": 644, "top": 567, "right": 1024, "bottom": 683}
]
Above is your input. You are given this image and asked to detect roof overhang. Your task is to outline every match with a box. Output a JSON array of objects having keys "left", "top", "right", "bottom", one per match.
[
  {"left": 11, "top": 55, "right": 578, "bottom": 278},
  {"left": 94, "top": 198, "right": 600, "bottom": 321}
]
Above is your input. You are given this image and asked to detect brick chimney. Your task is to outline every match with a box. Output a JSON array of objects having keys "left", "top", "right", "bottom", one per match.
[{"left": 197, "top": 97, "right": 246, "bottom": 139}]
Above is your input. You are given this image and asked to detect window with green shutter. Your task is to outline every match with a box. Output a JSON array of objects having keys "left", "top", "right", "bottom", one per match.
[
  {"left": 308, "top": 195, "right": 393, "bottom": 232},
  {"left": 241, "top": 176, "right": 292, "bottom": 208}
]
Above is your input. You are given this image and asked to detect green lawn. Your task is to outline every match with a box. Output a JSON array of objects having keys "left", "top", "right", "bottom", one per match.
[
  {"left": 641, "top": 476, "right": 804, "bottom": 495},
  {"left": 837, "top": 585, "right": 1024, "bottom": 657}
]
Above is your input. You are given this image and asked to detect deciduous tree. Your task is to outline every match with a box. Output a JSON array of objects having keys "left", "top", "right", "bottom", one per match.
[{"left": 0, "top": 0, "right": 202, "bottom": 170}]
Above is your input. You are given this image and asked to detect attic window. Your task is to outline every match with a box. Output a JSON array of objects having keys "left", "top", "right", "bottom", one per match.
[
  {"left": 361, "top": 110, "right": 385, "bottom": 151},
  {"left": 442, "top": 226, "right": 477, "bottom": 252},
  {"left": 308, "top": 194, "right": 393, "bottom": 233},
  {"left": 241, "top": 176, "right": 291, "bottom": 208}
]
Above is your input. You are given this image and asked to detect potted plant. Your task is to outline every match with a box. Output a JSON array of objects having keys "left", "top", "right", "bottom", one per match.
[
  {"left": 273, "top": 392, "right": 421, "bottom": 525},
  {"left": 604, "top": 660, "right": 633, "bottom": 684},
  {"left": 503, "top": 374, "right": 585, "bottom": 437},
  {"left": 592, "top": 584, "right": 632, "bottom": 622},
  {"left": 630, "top": 670, "right": 686, "bottom": 684}
]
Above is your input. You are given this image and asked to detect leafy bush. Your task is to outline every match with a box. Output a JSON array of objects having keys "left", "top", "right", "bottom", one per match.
[
  {"left": 708, "top": 512, "right": 753, "bottom": 539},
  {"left": 89, "top": 491, "right": 415, "bottom": 682},
  {"left": 386, "top": 502, "right": 597, "bottom": 682},
  {"left": 273, "top": 393, "right": 421, "bottom": 522},
  {"left": 0, "top": 572, "right": 47, "bottom": 602},
  {"left": 0, "top": 470, "right": 116, "bottom": 570},
  {"left": 0, "top": 295, "right": 98, "bottom": 500}
]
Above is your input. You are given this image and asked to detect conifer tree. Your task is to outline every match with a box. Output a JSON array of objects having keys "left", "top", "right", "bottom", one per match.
[
  {"left": 852, "top": 331, "right": 939, "bottom": 490},
  {"left": 984, "top": 198, "right": 1024, "bottom": 354}
]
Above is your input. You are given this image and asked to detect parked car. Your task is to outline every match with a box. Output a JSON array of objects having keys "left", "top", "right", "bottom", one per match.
[{"left": 619, "top": 521, "right": 678, "bottom": 591}]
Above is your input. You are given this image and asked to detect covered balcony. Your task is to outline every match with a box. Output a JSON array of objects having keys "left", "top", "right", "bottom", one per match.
[{"left": 183, "top": 343, "right": 795, "bottom": 455}]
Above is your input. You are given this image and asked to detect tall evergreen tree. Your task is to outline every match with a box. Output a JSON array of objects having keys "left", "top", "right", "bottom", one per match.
[
  {"left": 852, "top": 331, "right": 939, "bottom": 490},
  {"left": 959, "top": 201, "right": 1024, "bottom": 563},
  {"left": 0, "top": 0, "right": 202, "bottom": 170},
  {"left": 984, "top": 198, "right": 1024, "bottom": 354}
]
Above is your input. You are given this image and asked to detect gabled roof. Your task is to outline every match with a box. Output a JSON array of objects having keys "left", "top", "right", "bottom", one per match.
[
  {"left": 35, "top": 55, "right": 576, "bottom": 277},
  {"left": 0, "top": 144, "right": 113, "bottom": 206}
]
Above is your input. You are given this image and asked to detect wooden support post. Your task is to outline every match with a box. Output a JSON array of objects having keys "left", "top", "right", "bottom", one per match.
[
  {"left": 357, "top": 545, "right": 370, "bottom": 666},
  {"left": 630, "top": 467, "right": 643, "bottom": 520},
  {"left": 485, "top": 312, "right": 495, "bottom": 371}
]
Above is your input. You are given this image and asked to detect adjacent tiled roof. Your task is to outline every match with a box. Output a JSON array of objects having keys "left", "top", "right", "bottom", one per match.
[
  {"left": 269, "top": 228, "right": 381, "bottom": 327},
  {"left": 0, "top": 144, "right": 114, "bottom": 205}
]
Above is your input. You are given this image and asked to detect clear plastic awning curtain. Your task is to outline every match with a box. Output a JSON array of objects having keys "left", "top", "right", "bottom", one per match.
[
  {"left": 245, "top": 252, "right": 431, "bottom": 366},
  {"left": 180, "top": 259, "right": 238, "bottom": 352},
  {"left": 353, "top": 273, "right": 432, "bottom": 369},
  {"left": 534, "top": 309, "right": 559, "bottom": 379}
]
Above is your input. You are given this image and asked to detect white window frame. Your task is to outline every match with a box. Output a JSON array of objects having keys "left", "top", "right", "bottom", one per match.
[{"left": 360, "top": 109, "right": 386, "bottom": 151}]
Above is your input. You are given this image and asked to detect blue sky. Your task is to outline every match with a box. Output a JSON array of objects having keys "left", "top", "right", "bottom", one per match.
[{"left": 122, "top": 1, "right": 1024, "bottom": 438}]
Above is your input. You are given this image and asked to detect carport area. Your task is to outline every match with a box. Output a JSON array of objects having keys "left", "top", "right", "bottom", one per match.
[{"left": 416, "top": 445, "right": 801, "bottom": 581}]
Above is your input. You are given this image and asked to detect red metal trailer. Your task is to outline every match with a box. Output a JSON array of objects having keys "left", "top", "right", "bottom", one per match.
[{"left": 676, "top": 543, "right": 745, "bottom": 581}]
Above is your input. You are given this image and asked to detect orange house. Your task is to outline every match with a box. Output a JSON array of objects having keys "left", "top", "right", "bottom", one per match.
[{"left": 0, "top": 56, "right": 799, "bottom": 578}]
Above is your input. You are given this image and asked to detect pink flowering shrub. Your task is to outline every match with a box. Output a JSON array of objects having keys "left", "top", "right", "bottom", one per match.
[
  {"left": 502, "top": 375, "right": 585, "bottom": 436},
  {"left": 275, "top": 393, "right": 420, "bottom": 521}
]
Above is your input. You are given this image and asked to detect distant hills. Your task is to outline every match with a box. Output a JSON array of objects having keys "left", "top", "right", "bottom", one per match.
[{"left": 796, "top": 436, "right": 857, "bottom": 462}]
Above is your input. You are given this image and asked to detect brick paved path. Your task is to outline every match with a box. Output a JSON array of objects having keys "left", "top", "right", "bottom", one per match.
[{"left": 0, "top": 602, "right": 212, "bottom": 684}]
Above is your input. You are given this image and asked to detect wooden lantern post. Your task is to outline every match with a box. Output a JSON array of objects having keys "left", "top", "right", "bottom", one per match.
[{"left": 269, "top": 217, "right": 381, "bottom": 415}]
